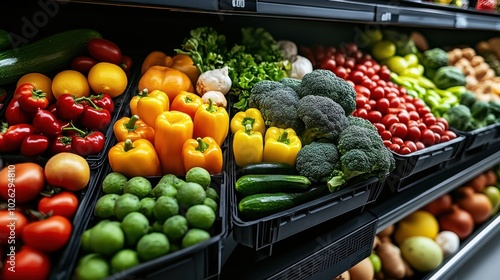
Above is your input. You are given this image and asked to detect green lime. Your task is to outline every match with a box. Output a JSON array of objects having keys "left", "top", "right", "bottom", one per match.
[
  {"left": 102, "top": 172, "right": 128, "bottom": 194},
  {"left": 185, "top": 167, "right": 211, "bottom": 189},
  {"left": 159, "top": 174, "right": 186, "bottom": 189},
  {"left": 89, "top": 220, "right": 124, "bottom": 256},
  {"left": 385, "top": 55, "right": 408, "bottom": 74},
  {"left": 177, "top": 182, "right": 206, "bottom": 208},
  {"left": 163, "top": 215, "right": 188, "bottom": 242},
  {"left": 136, "top": 232, "right": 170, "bottom": 261},
  {"left": 186, "top": 204, "right": 216, "bottom": 230},
  {"left": 372, "top": 40, "right": 396, "bottom": 61},
  {"left": 94, "top": 194, "right": 120, "bottom": 219},
  {"left": 139, "top": 197, "right": 156, "bottom": 220},
  {"left": 203, "top": 197, "right": 218, "bottom": 212},
  {"left": 121, "top": 212, "right": 150, "bottom": 247},
  {"left": 153, "top": 196, "right": 179, "bottom": 223},
  {"left": 114, "top": 193, "right": 141, "bottom": 221},
  {"left": 80, "top": 229, "right": 92, "bottom": 253},
  {"left": 205, "top": 187, "right": 219, "bottom": 201},
  {"left": 152, "top": 182, "right": 177, "bottom": 198},
  {"left": 149, "top": 221, "right": 164, "bottom": 233},
  {"left": 123, "top": 176, "right": 152, "bottom": 199},
  {"left": 182, "top": 228, "right": 211, "bottom": 248},
  {"left": 74, "top": 253, "right": 110, "bottom": 280},
  {"left": 110, "top": 249, "right": 140, "bottom": 273}
]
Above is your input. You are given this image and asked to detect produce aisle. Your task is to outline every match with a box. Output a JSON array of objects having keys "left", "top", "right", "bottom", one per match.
[{"left": 1, "top": 1, "right": 500, "bottom": 280}]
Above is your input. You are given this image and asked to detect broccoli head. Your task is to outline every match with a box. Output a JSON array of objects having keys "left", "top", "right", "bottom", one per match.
[
  {"left": 279, "top": 77, "right": 302, "bottom": 93},
  {"left": 297, "top": 95, "right": 349, "bottom": 145},
  {"left": 248, "top": 80, "right": 305, "bottom": 133},
  {"left": 329, "top": 125, "right": 395, "bottom": 192},
  {"left": 443, "top": 104, "right": 472, "bottom": 131},
  {"left": 295, "top": 141, "right": 340, "bottom": 183},
  {"left": 347, "top": 115, "right": 378, "bottom": 132},
  {"left": 298, "top": 69, "right": 356, "bottom": 115},
  {"left": 421, "top": 48, "right": 449, "bottom": 71}
]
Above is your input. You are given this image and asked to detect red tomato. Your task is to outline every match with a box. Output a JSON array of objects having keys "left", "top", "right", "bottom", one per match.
[
  {"left": 366, "top": 67, "right": 376, "bottom": 77},
  {"left": 440, "top": 134, "right": 451, "bottom": 143},
  {"left": 334, "top": 53, "right": 346, "bottom": 66},
  {"left": 87, "top": 38, "right": 123, "bottom": 65},
  {"left": 424, "top": 115, "right": 437, "bottom": 126},
  {"left": 436, "top": 117, "right": 449, "bottom": 130},
  {"left": 354, "top": 108, "right": 368, "bottom": 119},
  {"left": 2, "top": 246, "right": 50, "bottom": 280},
  {"left": 375, "top": 98, "right": 390, "bottom": 114},
  {"left": 389, "top": 143, "right": 401, "bottom": 152},
  {"left": 383, "top": 140, "right": 392, "bottom": 148},
  {"left": 366, "top": 110, "right": 383, "bottom": 123},
  {"left": 373, "top": 123, "right": 386, "bottom": 134},
  {"left": 429, "top": 124, "right": 444, "bottom": 135},
  {"left": 380, "top": 130, "right": 392, "bottom": 140},
  {"left": 417, "top": 107, "right": 432, "bottom": 118},
  {"left": 444, "top": 130, "right": 457, "bottom": 139},
  {"left": 355, "top": 64, "right": 367, "bottom": 74},
  {"left": 350, "top": 70, "right": 364, "bottom": 84},
  {"left": 319, "top": 58, "right": 337, "bottom": 72},
  {"left": 354, "top": 85, "right": 371, "bottom": 98},
  {"left": 0, "top": 210, "right": 28, "bottom": 244},
  {"left": 378, "top": 67, "right": 391, "bottom": 81},
  {"left": 407, "top": 126, "right": 422, "bottom": 142},
  {"left": 392, "top": 137, "right": 404, "bottom": 146},
  {"left": 390, "top": 123, "right": 408, "bottom": 139},
  {"left": 0, "top": 163, "right": 45, "bottom": 203},
  {"left": 334, "top": 66, "right": 348, "bottom": 80},
  {"left": 433, "top": 133, "right": 441, "bottom": 144},
  {"left": 405, "top": 102, "right": 416, "bottom": 112},
  {"left": 381, "top": 114, "right": 399, "bottom": 129},
  {"left": 356, "top": 96, "right": 368, "bottom": 109},
  {"left": 344, "top": 57, "right": 356, "bottom": 69},
  {"left": 399, "top": 146, "right": 412, "bottom": 155},
  {"left": 412, "top": 99, "right": 426, "bottom": 109},
  {"left": 397, "top": 110, "right": 410, "bottom": 124},
  {"left": 22, "top": 216, "right": 72, "bottom": 253},
  {"left": 361, "top": 78, "right": 375, "bottom": 90},
  {"left": 71, "top": 56, "right": 98, "bottom": 74},
  {"left": 415, "top": 141, "right": 426, "bottom": 150},
  {"left": 403, "top": 141, "right": 418, "bottom": 153},
  {"left": 38, "top": 192, "right": 79, "bottom": 220},
  {"left": 408, "top": 110, "right": 420, "bottom": 121},
  {"left": 371, "top": 86, "right": 385, "bottom": 100},
  {"left": 364, "top": 103, "right": 372, "bottom": 111},
  {"left": 420, "top": 129, "right": 436, "bottom": 147}
]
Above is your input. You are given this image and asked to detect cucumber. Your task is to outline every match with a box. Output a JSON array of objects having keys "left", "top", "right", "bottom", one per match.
[
  {"left": 238, "top": 186, "right": 326, "bottom": 219},
  {"left": 0, "top": 29, "right": 102, "bottom": 85},
  {"left": 241, "top": 162, "right": 298, "bottom": 175},
  {"left": 235, "top": 174, "right": 311, "bottom": 196},
  {"left": 0, "top": 29, "right": 11, "bottom": 51}
]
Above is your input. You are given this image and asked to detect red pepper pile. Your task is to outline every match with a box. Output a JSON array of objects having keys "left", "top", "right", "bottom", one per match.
[{"left": 1, "top": 83, "right": 115, "bottom": 157}]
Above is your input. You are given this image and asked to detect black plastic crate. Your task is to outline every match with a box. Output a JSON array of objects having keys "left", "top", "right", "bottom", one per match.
[
  {"left": 54, "top": 165, "right": 228, "bottom": 280},
  {"left": 451, "top": 123, "right": 500, "bottom": 158},
  {"left": 384, "top": 135, "right": 465, "bottom": 192}
]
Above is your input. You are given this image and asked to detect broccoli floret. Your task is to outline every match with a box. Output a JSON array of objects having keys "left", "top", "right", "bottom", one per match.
[
  {"left": 421, "top": 48, "right": 449, "bottom": 77},
  {"left": 443, "top": 104, "right": 472, "bottom": 131},
  {"left": 459, "top": 91, "right": 477, "bottom": 108},
  {"left": 329, "top": 125, "right": 395, "bottom": 192},
  {"left": 295, "top": 142, "right": 340, "bottom": 183},
  {"left": 471, "top": 100, "right": 490, "bottom": 120},
  {"left": 297, "top": 95, "right": 349, "bottom": 145},
  {"left": 279, "top": 77, "right": 301, "bottom": 93},
  {"left": 298, "top": 69, "right": 356, "bottom": 115},
  {"left": 248, "top": 80, "right": 305, "bottom": 133},
  {"left": 347, "top": 115, "right": 378, "bottom": 132}
]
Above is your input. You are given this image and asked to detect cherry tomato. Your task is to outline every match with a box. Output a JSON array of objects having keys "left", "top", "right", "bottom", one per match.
[
  {"left": 22, "top": 216, "right": 72, "bottom": 253},
  {"left": 415, "top": 141, "right": 426, "bottom": 150},
  {"left": 397, "top": 110, "right": 410, "bottom": 124},
  {"left": 420, "top": 129, "right": 436, "bottom": 147},
  {"left": 361, "top": 78, "right": 375, "bottom": 89},
  {"left": 405, "top": 102, "right": 416, "bottom": 112},
  {"left": 0, "top": 163, "right": 45, "bottom": 203},
  {"left": 354, "top": 108, "right": 368, "bottom": 119},
  {"left": 429, "top": 124, "right": 444, "bottom": 135},
  {"left": 319, "top": 58, "right": 337, "bottom": 72},
  {"left": 407, "top": 126, "right": 422, "bottom": 142},
  {"left": 403, "top": 141, "right": 418, "bottom": 153},
  {"left": 371, "top": 86, "right": 385, "bottom": 100},
  {"left": 383, "top": 140, "right": 392, "bottom": 148},
  {"left": 364, "top": 103, "right": 372, "bottom": 111},
  {"left": 424, "top": 115, "right": 437, "bottom": 126},
  {"left": 38, "top": 192, "right": 79, "bottom": 220},
  {"left": 373, "top": 123, "right": 386, "bottom": 134},
  {"left": 344, "top": 57, "right": 356, "bottom": 69},
  {"left": 350, "top": 70, "right": 364, "bottom": 84},
  {"left": 71, "top": 56, "right": 98, "bottom": 74},
  {"left": 436, "top": 117, "right": 449, "bottom": 130},
  {"left": 417, "top": 122, "right": 428, "bottom": 132},
  {"left": 87, "top": 38, "right": 123, "bottom": 65},
  {"left": 356, "top": 96, "right": 368, "bottom": 108},
  {"left": 366, "top": 110, "right": 383, "bottom": 123},
  {"left": 354, "top": 85, "right": 371, "bottom": 98},
  {"left": 392, "top": 137, "right": 404, "bottom": 146},
  {"left": 418, "top": 107, "right": 432, "bottom": 118},
  {"left": 334, "top": 66, "right": 348, "bottom": 80},
  {"left": 408, "top": 110, "right": 420, "bottom": 121},
  {"left": 444, "top": 130, "right": 457, "bottom": 139},
  {"left": 2, "top": 246, "right": 51, "bottom": 280},
  {"left": 412, "top": 98, "right": 426, "bottom": 109},
  {"left": 378, "top": 67, "right": 391, "bottom": 81},
  {"left": 0, "top": 210, "right": 28, "bottom": 244},
  {"left": 366, "top": 67, "right": 376, "bottom": 77},
  {"left": 381, "top": 114, "right": 399, "bottom": 129},
  {"left": 440, "top": 134, "right": 451, "bottom": 143},
  {"left": 389, "top": 143, "right": 401, "bottom": 152},
  {"left": 334, "top": 53, "right": 346, "bottom": 67},
  {"left": 433, "top": 133, "right": 441, "bottom": 144},
  {"left": 380, "top": 130, "right": 392, "bottom": 140},
  {"left": 390, "top": 123, "right": 408, "bottom": 139},
  {"left": 375, "top": 98, "right": 390, "bottom": 114},
  {"left": 399, "top": 146, "right": 412, "bottom": 155}
]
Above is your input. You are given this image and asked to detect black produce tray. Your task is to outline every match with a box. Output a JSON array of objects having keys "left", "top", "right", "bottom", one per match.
[
  {"left": 384, "top": 135, "right": 465, "bottom": 193},
  {"left": 55, "top": 165, "right": 228, "bottom": 280},
  {"left": 450, "top": 123, "right": 500, "bottom": 159},
  {"left": 0, "top": 156, "right": 104, "bottom": 280}
]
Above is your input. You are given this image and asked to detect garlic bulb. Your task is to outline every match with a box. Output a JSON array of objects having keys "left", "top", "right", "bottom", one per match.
[{"left": 196, "top": 66, "right": 232, "bottom": 95}]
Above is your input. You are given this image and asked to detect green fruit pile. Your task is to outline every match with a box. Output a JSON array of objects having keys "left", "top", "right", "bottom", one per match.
[{"left": 73, "top": 167, "right": 219, "bottom": 279}]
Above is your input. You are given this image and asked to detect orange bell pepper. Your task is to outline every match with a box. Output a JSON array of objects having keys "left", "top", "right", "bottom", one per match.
[
  {"left": 141, "top": 52, "right": 200, "bottom": 86},
  {"left": 170, "top": 91, "right": 204, "bottom": 120},
  {"left": 137, "top": 89, "right": 170, "bottom": 128},
  {"left": 141, "top": 51, "right": 171, "bottom": 74},
  {"left": 155, "top": 111, "right": 193, "bottom": 175},
  {"left": 113, "top": 114, "right": 155, "bottom": 143},
  {"left": 182, "top": 137, "right": 223, "bottom": 175},
  {"left": 129, "top": 89, "right": 148, "bottom": 117},
  {"left": 193, "top": 99, "right": 229, "bottom": 146},
  {"left": 138, "top": 65, "right": 194, "bottom": 103},
  {"left": 108, "top": 139, "right": 161, "bottom": 177}
]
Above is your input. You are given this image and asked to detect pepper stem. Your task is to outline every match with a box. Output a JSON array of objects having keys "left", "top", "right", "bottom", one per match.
[
  {"left": 241, "top": 117, "right": 255, "bottom": 130},
  {"left": 125, "top": 115, "right": 140, "bottom": 131},
  {"left": 62, "top": 122, "right": 86, "bottom": 136},
  {"left": 185, "top": 96, "right": 193, "bottom": 103},
  {"left": 124, "top": 139, "right": 134, "bottom": 152},
  {"left": 1, "top": 122, "right": 8, "bottom": 134},
  {"left": 32, "top": 89, "right": 47, "bottom": 99},
  {"left": 138, "top": 88, "right": 149, "bottom": 97},
  {"left": 195, "top": 137, "right": 209, "bottom": 153},
  {"left": 277, "top": 130, "right": 290, "bottom": 145},
  {"left": 75, "top": 96, "right": 100, "bottom": 110},
  {"left": 244, "top": 123, "right": 253, "bottom": 134},
  {"left": 206, "top": 98, "right": 217, "bottom": 113}
]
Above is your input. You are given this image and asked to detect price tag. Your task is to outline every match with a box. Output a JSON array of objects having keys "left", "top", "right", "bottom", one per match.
[
  {"left": 455, "top": 15, "right": 468, "bottom": 28},
  {"left": 376, "top": 10, "right": 399, "bottom": 23},
  {"left": 219, "top": 0, "right": 257, "bottom": 11}
]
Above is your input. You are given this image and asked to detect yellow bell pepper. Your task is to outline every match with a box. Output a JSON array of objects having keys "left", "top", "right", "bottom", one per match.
[
  {"left": 233, "top": 123, "right": 263, "bottom": 167},
  {"left": 170, "top": 91, "right": 204, "bottom": 120},
  {"left": 137, "top": 89, "right": 170, "bottom": 128},
  {"left": 129, "top": 88, "right": 148, "bottom": 117},
  {"left": 155, "top": 111, "right": 193, "bottom": 175},
  {"left": 263, "top": 127, "right": 302, "bottom": 166},
  {"left": 230, "top": 108, "right": 266, "bottom": 136},
  {"left": 182, "top": 137, "right": 223, "bottom": 175},
  {"left": 108, "top": 139, "right": 161, "bottom": 177},
  {"left": 113, "top": 114, "right": 155, "bottom": 143},
  {"left": 193, "top": 99, "right": 229, "bottom": 146}
]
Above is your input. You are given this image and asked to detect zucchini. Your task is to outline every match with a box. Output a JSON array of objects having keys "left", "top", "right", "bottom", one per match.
[
  {"left": 238, "top": 186, "right": 326, "bottom": 219},
  {"left": 0, "top": 29, "right": 11, "bottom": 51},
  {"left": 235, "top": 174, "right": 311, "bottom": 196},
  {"left": 241, "top": 162, "right": 297, "bottom": 176},
  {"left": 0, "top": 29, "right": 102, "bottom": 85}
]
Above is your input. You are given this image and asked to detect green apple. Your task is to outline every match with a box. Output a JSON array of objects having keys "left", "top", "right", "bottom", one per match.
[
  {"left": 369, "top": 252, "right": 382, "bottom": 273},
  {"left": 483, "top": 186, "right": 500, "bottom": 214}
]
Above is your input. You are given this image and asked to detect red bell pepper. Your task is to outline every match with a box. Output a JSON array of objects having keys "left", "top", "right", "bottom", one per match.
[
  {"left": 20, "top": 134, "right": 49, "bottom": 157},
  {"left": 0, "top": 123, "right": 37, "bottom": 153},
  {"left": 79, "top": 99, "right": 111, "bottom": 132},
  {"left": 49, "top": 135, "right": 73, "bottom": 155},
  {"left": 89, "top": 93, "right": 114, "bottom": 114},
  {"left": 56, "top": 94, "right": 85, "bottom": 123},
  {"left": 15, "top": 83, "right": 49, "bottom": 114},
  {"left": 32, "top": 109, "right": 62, "bottom": 137},
  {"left": 5, "top": 98, "right": 32, "bottom": 125},
  {"left": 62, "top": 122, "right": 105, "bottom": 156}
]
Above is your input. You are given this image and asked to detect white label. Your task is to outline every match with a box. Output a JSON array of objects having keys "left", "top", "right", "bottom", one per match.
[{"left": 232, "top": 0, "right": 245, "bottom": 8}]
